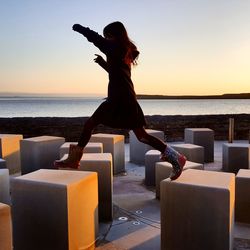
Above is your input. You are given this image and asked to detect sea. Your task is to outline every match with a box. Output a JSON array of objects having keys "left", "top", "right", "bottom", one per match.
[{"left": 0, "top": 96, "right": 250, "bottom": 117}]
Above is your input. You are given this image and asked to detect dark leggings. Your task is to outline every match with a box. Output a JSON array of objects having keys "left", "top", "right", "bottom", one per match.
[{"left": 77, "top": 117, "right": 166, "bottom": 153}]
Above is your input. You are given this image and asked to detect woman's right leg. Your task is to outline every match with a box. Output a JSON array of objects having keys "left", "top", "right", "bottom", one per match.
[{"left": 54, "top": 117, "right": 98, "bottom": 169}]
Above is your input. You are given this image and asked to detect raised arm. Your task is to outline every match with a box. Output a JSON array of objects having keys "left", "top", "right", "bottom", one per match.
[{"left": 72, "top": 24, "right": 111, "bottom": 55}]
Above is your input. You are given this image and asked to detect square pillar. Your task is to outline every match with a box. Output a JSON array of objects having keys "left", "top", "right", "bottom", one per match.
[
  {"left": 0, "top": 203, "right": 12, "bottom": 250},
  {"left": 129, "top": 129, "right": 164, "bottom": 165},
  {"left": 0, "top": 169, "right": 11, "bottom": 204},
  {"left": 145, "top": 150, "right": 162, "bottom": 186},
  {"left": 223, "top": 143, "right": 250, "bottom": 174},
  {"left": 11, "top": 169, "right": 98, "bottom": 250},
  {"left": 80, "top": 153, "right": 113, "bottom": 221},
  {"left": 235, "top": 169, "right": 250, "bottom": 223},
  {"left": 90, "top": 133, "right": 125, "bottom": 174},
  {"left": 59, "top": 142, "right": 103, "bottom": 158},
  {"left": 171, "top": 143, "right": 204, "bottom": 164},
  {"left": 20, "top": 135, "right": 65, "bottom": 174},
  {"left": 184, "top": 128, "right": 214, "bottom": 162},
  {"left": 161, "top": 169, "right": 235, "bottom": 250},
  {"left": 0, "top": 134, "right": 23, "bottom": 174},
  {"left": 155, "top": 161, "right": 203, "bottom": 199}
]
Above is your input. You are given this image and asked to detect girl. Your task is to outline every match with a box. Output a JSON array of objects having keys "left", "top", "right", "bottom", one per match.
[{"left": 54, "top": 21, "right": 186, "bottom": 180}]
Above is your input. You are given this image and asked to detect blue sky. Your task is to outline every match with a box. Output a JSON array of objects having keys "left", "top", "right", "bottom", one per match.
[{"left": 1, "top": 0, "right": 250, "bottom": 96}]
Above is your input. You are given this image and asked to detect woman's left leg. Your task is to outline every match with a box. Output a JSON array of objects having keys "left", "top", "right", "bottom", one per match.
[{"left": 133, "top": 127, "right": 186, "bottom": 180}]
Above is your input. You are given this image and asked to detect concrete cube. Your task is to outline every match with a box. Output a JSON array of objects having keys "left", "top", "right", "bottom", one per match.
[
  {"left": 0, "top": 169, "right": 11, "bottom": 205},
  {"left": 161, "top": 169, "right": 235, "bottom": 250},
  {"left": 0, "top": 134, "right": 23, "bottom": 174},
  {"left": 184, "top": 128, "right": 214, "bottom": 162},
  {"left": 11, "top": 169, "right": 98, "bottom": 250},
  {"left": 171, "top": 143, "right": 204, "bottom": 164},
  {"left": 236, "top": 169, "right": 250, "bottom": 223},
  {"left": 80, "top": 153, "right": 113, "bottom": 221},
  {"left": 145, "top": 150, "right": 162, "bottom": 186},
  {"left": 0, "top": 158, "right": 7, "bottom": 169},
  {"left": 223, "top": 143, "right": 250, "bottom": 174},
  {"left": 59, "top": 142, "right": 103, "bottom": 158},
  {"left": 155, "top": 161, "right": 204, "bottom": 199},
  {"left": 129, "top": 129, "right": 164, "bottom": 164},
  {"left": 90, "top": 133, "right": 125, "bottom": 174},
  {"left": 0, "top": 203, "right": 12, "bottom": 250},
  {"left": 20, "top": 135, "right": 65, "bottom": 174}
]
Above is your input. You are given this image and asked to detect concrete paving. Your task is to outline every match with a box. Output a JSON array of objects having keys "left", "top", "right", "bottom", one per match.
[{"left": 96, "top": 140, "right": 250, "bottom": 250}]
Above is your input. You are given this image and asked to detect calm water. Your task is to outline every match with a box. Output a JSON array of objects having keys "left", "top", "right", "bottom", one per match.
[{"left": 0, "top": 97, "right": 249, "bottom": 117}]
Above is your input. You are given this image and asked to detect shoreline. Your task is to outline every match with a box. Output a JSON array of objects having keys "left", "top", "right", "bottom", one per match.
[{"left": 0, "top": 114, "right": 249, "bottom": 142}]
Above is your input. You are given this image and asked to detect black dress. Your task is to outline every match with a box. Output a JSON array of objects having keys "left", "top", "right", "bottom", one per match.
[{"left": 78, "top": 27, "right": 146, "bottom": 129}]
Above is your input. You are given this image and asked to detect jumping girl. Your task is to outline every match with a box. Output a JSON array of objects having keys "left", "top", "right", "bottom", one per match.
[{"left": 54, "top": 21, "right": 186, "bottom": 180}]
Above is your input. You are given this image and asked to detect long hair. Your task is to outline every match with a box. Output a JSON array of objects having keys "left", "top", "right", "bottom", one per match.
[{"left": 103, "top": 21, "right": 139, "bottom": 66}]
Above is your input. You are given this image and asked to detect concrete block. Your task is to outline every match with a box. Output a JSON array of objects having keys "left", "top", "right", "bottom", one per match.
[
  {"left": 0, "top": 134, "right": 23, "bottom": 174},
  {"left": 223, "top": 143, "right": 250, "bottom": 174},
  {"left": 0, "top": 169, "right": 11, "bottom": 205},
  {"left": 11, "top": 169, "right": 98, "bottom": 250},
  {"left": 236, "top": 169, "right": 250, "bottom": 223},
  {"left": 145, "top": 150, "right": 162, "bottom": 186},
  {"left": 161, "top": 169, "right": 235, "bottom": 250},
  {"left": 155, "top": 160, "right": 203, "bottom": 199},
  {"left": 129, "top": 129, "right": 164, "bottom": 164},
  {"left": 184, "top": 128, "right": 214, "bottom": 162},
  {"left": 0, "top": 203, "right": 12, "bottom": 250},
  {"left": 90, "top": 133, "right": 125, "bottom": 174},
  {"left": 0, "top": 158, "right": 7, "bottom": 169},
  {"left": 59, "top": 142, "right": 103, "bottom": 158},
  {"left": 20, "top": 135, "right": 65, "bottom": 174},
  {"left": 80, "top": 153, "right": 113, "bottom": 221},
  {"left": 171, "top": 143, "right": 204, "bottom": 164}
]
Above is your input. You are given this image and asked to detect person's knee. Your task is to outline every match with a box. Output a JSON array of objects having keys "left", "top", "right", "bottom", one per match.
[{"left": 134, "top": 129, "right": 147, "bottom": 143}]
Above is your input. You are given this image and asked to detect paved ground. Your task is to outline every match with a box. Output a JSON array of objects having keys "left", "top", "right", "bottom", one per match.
[{"left": 96, "top": 140, "right": 250, "bottom": 250}]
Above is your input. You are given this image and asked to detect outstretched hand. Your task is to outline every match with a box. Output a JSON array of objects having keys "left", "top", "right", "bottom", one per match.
[
  {"left": 94, "top": 54, "right": 105, "bottom": 64},
  {"left": 72, "top": 24, "right": 83, "bottom": 32}
]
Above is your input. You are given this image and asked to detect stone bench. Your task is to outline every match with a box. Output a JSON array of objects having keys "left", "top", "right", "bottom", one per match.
[
  {"left": 129, "top": 129, "right": 164, "bottom": 165},
  {"left": 0, "top": 134, "right": 23, "bottom": 174},
  {"left": 11, "top": 169, "right": 98, "bottom": 250},
  {"left": 90, "top": 133, "right": 125, "bottom": 174},
  {"left": 155, "top": 161, "right": 204, "bottom": 199},
  {"left": 145, "top": 150, "right": 162, "bottom": 186},
  {"left": 223, "top": 143, "right": 250, "bottom": 174},
  {"left": 184, "top": 128, "right": 214, "bottom": 162},
  {"left": 161, "top": 169, "right": 235, "bottom": 250},
  {"left": 0, "top": 203, "right": 12, "bottom": 250},
  {"left": 0, "top": 169, "right": 11, "bottom": 205},
  {"left": 171, "top": 143, "right": 204, "bottom": 164},
  {"left": 20, "top": 135, "right": 65, "bottom": 174},
  {"left": 236, "top": 169, "right": 250, "bottom": 223},
  {"left": 59, "top": 142, "right": 103, "bottom": 158}
]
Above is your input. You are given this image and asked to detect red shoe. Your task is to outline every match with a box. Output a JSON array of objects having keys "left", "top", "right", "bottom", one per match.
[
  {"left": 54, "top": 144, "right": 83, "bottom": 170},
  {"left": 169, "top": 154, "right": 186, "bottom": 181}
]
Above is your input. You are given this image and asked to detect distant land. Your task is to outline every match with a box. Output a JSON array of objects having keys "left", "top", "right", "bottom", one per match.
[
  {"left": 0, "top": 92, "right": 250, "bottom": 99},
  {"left": 136, "top": 93, "right": 250, "bottom": 99}
]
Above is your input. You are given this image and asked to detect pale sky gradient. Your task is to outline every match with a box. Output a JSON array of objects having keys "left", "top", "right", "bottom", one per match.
[{"left": 1, "top": 0, "right": 250, "bottom": 96}]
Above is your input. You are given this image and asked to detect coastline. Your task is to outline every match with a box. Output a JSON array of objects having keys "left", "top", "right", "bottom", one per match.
[
  {"left": 0, "top": 114, "right": 249, "bottom": 142},
  {"left": 136, "top": 93, "right": 250, "bottom": 99}
]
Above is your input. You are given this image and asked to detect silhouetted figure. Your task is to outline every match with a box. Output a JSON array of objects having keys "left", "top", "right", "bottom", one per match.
[{"left": 54, "top": 21, "right": 186, "bottom": 180}]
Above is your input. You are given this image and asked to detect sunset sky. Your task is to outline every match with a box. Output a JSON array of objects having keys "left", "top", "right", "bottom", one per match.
[{"left": 1, "top": 0, "right": 250, "bottom": 96}]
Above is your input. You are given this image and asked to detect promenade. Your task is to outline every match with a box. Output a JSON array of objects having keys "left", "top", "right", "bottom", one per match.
[{"left": 96, "top": 140, "right": 250, "bottom": 250}]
